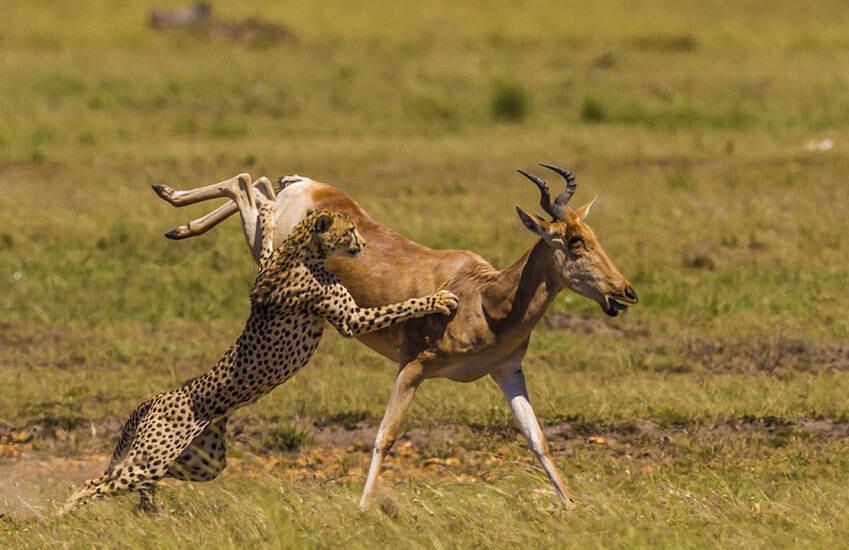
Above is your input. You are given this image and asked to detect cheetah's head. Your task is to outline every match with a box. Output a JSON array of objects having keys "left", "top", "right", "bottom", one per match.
[{"left": 308, "top": 209, "right": 365, "bottom": 258}]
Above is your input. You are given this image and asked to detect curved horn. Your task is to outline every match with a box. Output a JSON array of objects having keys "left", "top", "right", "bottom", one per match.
[
  {"left": 539, "top": 163, "right": 577, "bottom": 211},
  {"left": 517, "top": 169, "right": 563, "bottom": 219}
]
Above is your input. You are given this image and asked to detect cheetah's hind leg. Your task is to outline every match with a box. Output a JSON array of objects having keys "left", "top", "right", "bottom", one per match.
[
  {"left": 137, "top": 486, "right": 158, "bottom": 513},
  {"left": 166, "top": 416, "right": 229, "bottom": 482},
  {"left": 61, "top": 393, "right": 209, "bottom": 516},
  {"left": 58, "top": 472, "right": 111, "bottom": 516},
  {"left": 59, "top": 454, "right": 168, "bottom": 516}
]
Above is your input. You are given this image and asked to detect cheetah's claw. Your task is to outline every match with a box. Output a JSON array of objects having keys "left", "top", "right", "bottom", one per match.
[{"left": 431, "top": 289, "right": 459, "bottom": 316}]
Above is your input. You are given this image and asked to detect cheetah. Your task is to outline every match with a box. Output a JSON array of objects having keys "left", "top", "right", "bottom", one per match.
[{"left": 60, "top": 196, "right": 459, "bottom": 514}]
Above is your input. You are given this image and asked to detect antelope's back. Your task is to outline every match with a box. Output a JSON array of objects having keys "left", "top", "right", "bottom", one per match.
[{"left": 274, "top": 176, "right": 488, "bottom": 361}]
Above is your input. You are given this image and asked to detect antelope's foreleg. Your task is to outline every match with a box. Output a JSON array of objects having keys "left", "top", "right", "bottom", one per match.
[
  {"left": 359, "top": 361, "right": 424, "bottom": 511},
  {"left": 491, "top": 367, "right": 576, "bottom": 510}
]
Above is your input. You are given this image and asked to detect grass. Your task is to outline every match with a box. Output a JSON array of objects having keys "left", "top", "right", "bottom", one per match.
[
  {"left": 491, "top": 81, "right": 530, "bottom": 122},
  {"left": 2, "top": 0, "right": 849, "bottom": 547},
  {"left": 263, "top": 424, "right": 310, "bottom": 453}
]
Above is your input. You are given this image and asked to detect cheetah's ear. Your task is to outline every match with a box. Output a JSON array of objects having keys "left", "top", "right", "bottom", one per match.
[{"left": 313, "top": 213, "right": 333, "bottom": 233}]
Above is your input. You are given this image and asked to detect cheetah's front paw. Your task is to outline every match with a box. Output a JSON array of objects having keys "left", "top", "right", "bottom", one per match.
[{"left": 429, "top": 290, "right": 459, "bottom": 316}]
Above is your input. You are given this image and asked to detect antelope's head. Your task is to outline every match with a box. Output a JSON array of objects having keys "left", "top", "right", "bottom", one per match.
[{"left": 515, "top": 164, "right": 638, "bottom": 317}]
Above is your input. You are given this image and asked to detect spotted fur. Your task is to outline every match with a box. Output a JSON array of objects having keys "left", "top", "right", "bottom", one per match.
[{"left": 61, "top": 206, "right": 458, "bottom": 514}]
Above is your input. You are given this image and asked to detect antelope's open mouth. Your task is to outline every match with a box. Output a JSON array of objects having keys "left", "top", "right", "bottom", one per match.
[{"left": 603, "top": 297, "right": 628, "bottom": 317}]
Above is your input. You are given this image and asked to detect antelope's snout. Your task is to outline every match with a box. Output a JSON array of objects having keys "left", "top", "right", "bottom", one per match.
[{"left": 621, "top": 285, "right": 638, "bottom": 303}]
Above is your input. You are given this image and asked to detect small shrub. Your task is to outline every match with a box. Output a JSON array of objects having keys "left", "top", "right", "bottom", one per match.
[
  {"left": 30, "top": 149, "right": 46, "bottom": 163},
  {"left": 628, "top": 33, "right": 698, "bottom": 53},
  {"left": 580, "top": 97, "right": 607, "bottom": 123},
  {"left": 78, "top": 132, "right": 96, "bottom": 146},
  {"left": 682, "top": 252, "right": 716, "bottom": 270},
  {"left": 491, "top": 81, "right": 529, "bottom": 122},
  {"left": 666, "top": 167, "right": 696, "bottom": 190},
  {"left": 592, "top": 52, "right": 617, "bottom": 69},
  {"left": 264, "top": 423, "right": 309, "bottom": 452}
]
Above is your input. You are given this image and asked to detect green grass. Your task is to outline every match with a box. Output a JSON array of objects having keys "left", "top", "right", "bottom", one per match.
[{"left": 2, "top": 0, "right": 849, "bottom": 547}]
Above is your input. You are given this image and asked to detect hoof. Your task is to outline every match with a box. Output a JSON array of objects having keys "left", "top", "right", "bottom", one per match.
[
  {"left": 164, "top": 226, "right": 190, "bottom": 240},
  {"left": 151, "top": 184, "right": 175, "bottom": 202}
]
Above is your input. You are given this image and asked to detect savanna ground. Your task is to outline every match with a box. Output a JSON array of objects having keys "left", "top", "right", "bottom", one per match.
[{"left": 2, "top": 0, "right": 849, "bottom": 547}]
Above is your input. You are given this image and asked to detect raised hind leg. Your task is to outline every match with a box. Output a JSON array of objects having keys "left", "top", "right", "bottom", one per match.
[
  {"left": 155, "top": 174, "right": 275, "bottom": 262},
  {"left": 164, "top": 177, "right": 276, "bottom": 241},
  {"left": 152, "top": 173, "right": 253, "bottom": 207},
  {"left": 164, "top": 201, "right": 239, "bottom": 240}
]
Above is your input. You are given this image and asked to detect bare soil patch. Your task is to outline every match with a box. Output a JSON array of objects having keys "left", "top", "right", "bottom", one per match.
[
  {"left": 683, "top": 337, "right": 849, "bottom": 374},
  {"left": 0, "top": 455, "right": 107, "bottom": 520},
  {"left": 543, "top": 312, "right": 649, "bottom": 338}
]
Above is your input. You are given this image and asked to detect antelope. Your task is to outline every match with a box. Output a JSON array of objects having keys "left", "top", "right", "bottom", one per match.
[{"left": 151, "top": 164, "right": 638, "bottom": 510}]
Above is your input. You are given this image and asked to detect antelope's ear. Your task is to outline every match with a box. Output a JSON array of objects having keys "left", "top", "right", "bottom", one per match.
[
  {"left": 575, "top": 196, "right": 597, "bottom": 221},
  {"left": 313, "top": 213, "right": 333, "bottom": 233},
  {"left": 516, "top": 207, "right": 549, "bottom": 236}
]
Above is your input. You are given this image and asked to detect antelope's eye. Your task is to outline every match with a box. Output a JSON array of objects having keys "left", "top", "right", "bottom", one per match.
[{"left": 567, "top": 236, "right": 585, "bottom": 251}]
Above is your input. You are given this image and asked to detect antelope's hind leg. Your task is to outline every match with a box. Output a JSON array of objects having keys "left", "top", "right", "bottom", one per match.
[
  {"left": 164, "top": 200, "right": 239, "bottom": 240},
  {"left": 162, "top": 176, "right": 277, "bottom": 241},
  {"left": 152, "top": 173, "right": 252, "bottom": 207},
  {"left": 157, "top": 174, "right": 276, "bottom": 262}
]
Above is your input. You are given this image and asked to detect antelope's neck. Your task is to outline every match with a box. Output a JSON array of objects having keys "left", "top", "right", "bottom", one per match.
[{"left": 481, "top": 240, "right": 560, "bottom": 340}]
